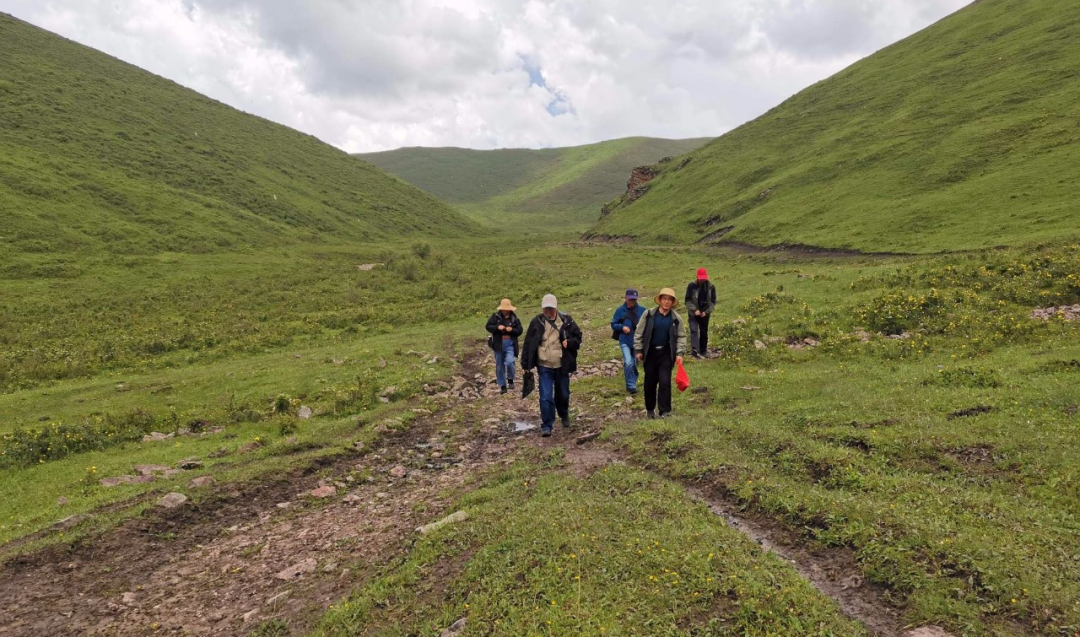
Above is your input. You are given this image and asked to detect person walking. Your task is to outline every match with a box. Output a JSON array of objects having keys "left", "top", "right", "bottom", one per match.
[
  {"left": 610, "top": 289, "right": 645, "bottom": 394},
  {"left": 485, "top": 298, "right": 523, "bottom": 395},
  {"left": 522, "top": 294, "right": 583, "bottom": 437},
  {"left": 634, "top": 288, "right": 687, "bottom": 419},
  {"left": 684, "top": 268, "right": 717, "bottom": 359}
]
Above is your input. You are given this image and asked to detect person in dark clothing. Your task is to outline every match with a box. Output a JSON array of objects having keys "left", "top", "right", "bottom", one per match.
[
  {"left": 684, "top": 268, "right": 717, "bottom": 359},
  {"left": 634, "top": 288, "right": 687, "bottom": 419},
  {"left": 610, "top": 289, "right": 645, "bottom": 394},
  {"left": 485, "top": 299, "right": 523, "bottom": 395},
  {"left": 521, "top": 294, "right": 583, "bottom": 437}
]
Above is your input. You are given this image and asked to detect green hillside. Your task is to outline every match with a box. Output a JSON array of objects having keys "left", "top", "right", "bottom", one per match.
[
  {"left": 590, "top": 0, "right": 1080, "bottom": 253},
  {"left": 0, "top": 14, "right": 473, "bottom": 261},
  {"left": 358, "top": 137, "right": 711, "bottom": 231}
]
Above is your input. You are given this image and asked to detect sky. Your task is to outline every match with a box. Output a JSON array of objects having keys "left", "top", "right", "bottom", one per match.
[{"left": 0, "top": 0, "right": 972, "bottom": 153}]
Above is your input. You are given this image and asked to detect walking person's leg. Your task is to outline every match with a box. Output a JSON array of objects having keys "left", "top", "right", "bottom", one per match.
[
  {"left": 494, "top": 346, "right": 507, "bottom": 390},
  {"left": 503, "top": 339, "right": 516, "bottom": 388},
  {"left": 537, "top": 366, "right": 556, "bottom": 434},
  {"left": 657, "top": 348, "right": 674, "bottom": 416},
  {"left": 699, "top": 314, "right": 711, "bottom": 355},
  {"left": 620, "top": 343, "right": 638, "bottom": 393},
  {"left": 554, "top": 369, "right": 571, "bottom": 426},
  {"left": 643, "top": 352, "right": 660, "bottom": 417},
  {"left": 689, "top": 315, "right": 701, "bottom": 356}
]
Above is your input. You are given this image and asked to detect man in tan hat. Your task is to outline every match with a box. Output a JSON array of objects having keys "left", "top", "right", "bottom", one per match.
[
  {"left": 485, "top": 299, "right": 523, "bottom": 395},
  {"left": 634, "top": 288, "right": 687, "bottom": 419}
]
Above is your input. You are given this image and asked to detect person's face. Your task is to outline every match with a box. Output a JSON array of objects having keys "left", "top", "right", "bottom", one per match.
[
  {"left": 626, "top": 298, "right": 637, "bottom": 307},
  {"left": 501, "top": 310, "right": 510, "bottom": 317},
  {"left": 543, "top": 307, "right": 557, "bottom": 319},
  {"left": 659, "top": 296, "right": 674, "bottom": 311}
]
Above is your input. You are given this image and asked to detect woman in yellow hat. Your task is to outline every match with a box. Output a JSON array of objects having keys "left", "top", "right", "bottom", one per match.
[
  {"left": 486, "top": 298, "right": 523, "bottom": 394},
  {"left": 633, "top": 288, "right": 687, "bottom": 418}
]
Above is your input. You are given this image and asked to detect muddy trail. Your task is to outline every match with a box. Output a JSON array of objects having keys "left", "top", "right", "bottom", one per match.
[{"left": 0, "top": 350, "right": 949, "bottom": 637}]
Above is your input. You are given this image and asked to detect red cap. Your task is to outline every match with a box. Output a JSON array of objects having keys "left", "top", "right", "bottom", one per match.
[{"left": 697, "top": 268, "right": 708, "bottom": 280}]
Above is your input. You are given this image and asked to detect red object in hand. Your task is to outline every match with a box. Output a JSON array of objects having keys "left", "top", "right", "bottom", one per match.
[{"left": 675, "top": 360, "right": 690, "bottom": 392}]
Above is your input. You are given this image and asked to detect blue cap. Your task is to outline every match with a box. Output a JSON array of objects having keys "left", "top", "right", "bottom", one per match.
[{"left": 625, "top": 289, "right": 639, "bottom": 300}]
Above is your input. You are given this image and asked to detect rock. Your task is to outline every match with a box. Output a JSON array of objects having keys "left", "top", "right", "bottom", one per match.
[
  {"left": 342, "top": 494, "right": 363, "bottom": 504},
  {"left": 99, "top": 476, "right": 135, "bottom": 487},
  {"left": 57, "top": 496, "right": 69, "bottom": 506},
  {"left": 376, "top": 492, "right": 390, "bottom": 499},
  {"left": 356, "top": 263, "right": 382, "bottom": 271},
  {"left": 740, "top": 386, "right": 761, "bottom": 391},
  {"left": 298, "top": 406, "right": 313, "bottom": 420},
  {"left": 163, "top": 469, "right": 184, "bottom": 479},
  {"left": 575, "top": 432, "right": 601, "bottom": 445},
  {"left": 905, "top": 627, "right": 955, "bottom": 637},
  {"left": 276, "top": 502, "right": 292, "bottom": 509},
  {"left": 276, "top": 558, "right": 317, "bottom": 580},
  {"left": 242, "top": 609, "right": 260, "bottom": 623},
  {"left": 352, "top": 440, "right": 366, "bottom": 451},
  {"left": 266, "top": 591, "right": 291, "bottom": 607},
  {"left": 322, "top": 560, "right": 339, "bottom": 573},
  {"left": 189, "top": 476, "right": 217, "bottom": 488},
  {"left": 121, "top": 592, "right": 137, "bottom": 605},
  {"left": 440, "top": 618, "right": 467, "bottom": 637},
  {"left": 378, "top": 359, "right": 388, "bottom": 369},
  {"left": 178, "top": 458, "right": 204, "bottom": 470},
  {"left": 308, "top": 485, "right": 336, "bottom": 498},
  {"left": 754, "top": 340, "right": 768, "bottom": 350},
  {"left": 388, "top": 465, "right": 408, "bottom": 479},
  {"left": 142, "top": 432, "right": 174, "bottom": 442},
  {"left": 133, "top": 464, "right": 170, "bottom": 476},
  {"left": 417, "top": 510, "right": 470, "bottom": 535},
  {"left": 156, "top": 493, "right": 189, "bottom": 509},
  {"left": 238, "top": 441, "right": 263, "bottom": 454},
  {"left": 209, "top": 447, "right": 231, "bottom": 458},
  {"left": 50, "top": 514, "right": 89, "bottom": 531},
  {"left": 380, "top": 386, "right": 398, "bottom": 398},
  {"left": 131, "top": 475, "right": 156, "bottom": 484}
]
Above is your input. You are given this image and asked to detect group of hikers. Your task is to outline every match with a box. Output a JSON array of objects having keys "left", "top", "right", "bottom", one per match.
[{"left": 485, "top": 268, "right": 718, "bottom": 436}]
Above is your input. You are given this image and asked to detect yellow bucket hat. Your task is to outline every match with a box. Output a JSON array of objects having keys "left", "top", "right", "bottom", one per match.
[
  {"left": 654, "top": 288, "right": 679, "bottom": 307},
  {"left": 497, "top": 298, "right": 517, "bottom": 312}
]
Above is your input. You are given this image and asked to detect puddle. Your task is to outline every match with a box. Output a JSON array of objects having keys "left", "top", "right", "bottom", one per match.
[
  {"left": 509, "top": 422, "right": 538, "bottom": 434},
  {"left": 688, "top": 487, "right": 938, "bottom": 637}
]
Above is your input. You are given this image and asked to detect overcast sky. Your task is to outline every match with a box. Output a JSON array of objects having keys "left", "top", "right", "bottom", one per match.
[{"left": 1, "top": 0, "right": 971, "bottom": 152}]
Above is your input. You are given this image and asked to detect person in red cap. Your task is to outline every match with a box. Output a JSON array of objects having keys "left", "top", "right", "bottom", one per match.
[{"left": 684, "top": 268, "right": 717, "bottom": 359}]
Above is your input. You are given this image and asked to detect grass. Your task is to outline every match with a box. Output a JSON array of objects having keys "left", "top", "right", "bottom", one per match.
[
  {"left": 309, "top": 456, "right": 868, "bottom": 636},
  {"left": 591, "top": 0, "right": 1080, "bottom": 253},
  {"left": 358, "top": 137, "right": 711, "bottom": 232},
  {"left": 0, "top": 13, "right": 474, "bottom": 262}
]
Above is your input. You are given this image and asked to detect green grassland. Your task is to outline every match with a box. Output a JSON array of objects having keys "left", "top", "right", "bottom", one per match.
[
  {"left": 591, "top": 0, "right": 1080, "bottom": 253},
  {"left": 0, "top": 13, "right": 474, "bottom": 261},
  {"left": 357, "top": 137, "right": 710, "bottom": 232}
]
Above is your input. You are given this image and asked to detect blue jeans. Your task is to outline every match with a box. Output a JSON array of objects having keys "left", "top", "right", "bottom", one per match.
[
  {"left": 537, "top": 365, "right": 570, "bottom": 431},
  {"left": 620, "top": 342, "right": 639, "bottom": 392},
  {"left": 494, "top": 337, "right": 516, "bottom": 388}
]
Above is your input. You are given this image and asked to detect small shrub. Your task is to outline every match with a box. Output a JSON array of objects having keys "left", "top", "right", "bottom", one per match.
[{"left": 278, "top": 417, "right": 300, "bottom": 437}]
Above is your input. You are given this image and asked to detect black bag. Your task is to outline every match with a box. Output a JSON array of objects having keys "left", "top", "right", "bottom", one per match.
[
  {"left": 611, "top": 328, "right": 621, "bottom": 341},
  {"left": 521, "top": 370, "right": 535, "bottom": 399}
]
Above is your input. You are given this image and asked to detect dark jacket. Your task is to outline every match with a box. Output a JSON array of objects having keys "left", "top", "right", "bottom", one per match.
[
  {"left": 610, "top": 302, "right": 646, "bottom": 347},
  {"left": 634, "top": 307, "right": 687, "bottom": 364},
  {"left": 521, "top": 312, "right": 583, "bottom": 374},
  {"left": 684, "top": 280, "right": 717, "bottom": 315},
  {"left": 485, "top": 311, "right": 523, "bottom": 356}
]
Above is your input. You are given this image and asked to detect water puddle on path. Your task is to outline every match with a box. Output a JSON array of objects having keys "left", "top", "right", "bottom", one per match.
[{"left": 688, "top": 487, "right": 954, "bottom": 637}]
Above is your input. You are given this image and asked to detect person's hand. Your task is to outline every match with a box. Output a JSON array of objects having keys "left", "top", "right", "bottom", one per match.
[
  {"left": 499, "top": 325, "right": 507, "bottom": 331},
  {"left": 562, "top": 340, "right": 569, "bottom": 348},
  {"left": 676, "top": 356, "right": 684, "bottom": 365},
  {"left": 622, "top": 326, "right": 631, "bottom": 334},
  {"left": 636, "top": 353, "right": 643, "bottom": 362}
]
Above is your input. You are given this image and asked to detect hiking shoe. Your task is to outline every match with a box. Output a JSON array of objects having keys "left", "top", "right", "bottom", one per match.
[
  {"left": 561, "top": 417, "right": 571, "bottom": 428},
  {"left": 627, "top": 388, "right": 637, "bottom": 395},
  {"left": 508, "top": 381, "right": 515, "bottom": 389},
  {"left": 647, "top": 411, "right": 657, "bottom": 420},
  {"left": 500, "top": 386, "right": 508, "bottom": 395},
  {"left": 659, "top": 412, "right": 672, "bottom": 419},
  {"left": 541, "top": 428, "right": 552, "bottom": 438}
]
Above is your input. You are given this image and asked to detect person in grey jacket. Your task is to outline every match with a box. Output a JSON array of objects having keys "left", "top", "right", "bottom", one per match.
[
  {"left": 684, "top": 268, "right": 717, "bottom": 358},
  {"left": 634, "top": 288, "right": 687, "bottom": 419}
]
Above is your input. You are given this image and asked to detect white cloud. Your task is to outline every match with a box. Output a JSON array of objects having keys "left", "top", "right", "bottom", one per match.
[{"left": 0, "top": 0, "right": 972, "bottom": 151}]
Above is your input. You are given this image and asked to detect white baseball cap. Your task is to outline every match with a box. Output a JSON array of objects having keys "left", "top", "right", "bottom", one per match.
[{"left": 541, "top": 294, "right": 558, "bottom": 309}]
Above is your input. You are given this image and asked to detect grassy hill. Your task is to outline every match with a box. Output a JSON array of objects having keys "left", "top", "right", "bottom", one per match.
[
  {"left": 357, "top": 137, "right": 711, "bottom": 231},
  {"left": 0, "top": 13, "right": 473, "bottom": 262},
  {"left": 590, "top": 0, "right": 1080, "bottom": 253}
]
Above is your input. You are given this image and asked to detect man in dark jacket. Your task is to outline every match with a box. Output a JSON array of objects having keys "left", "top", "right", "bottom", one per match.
[
  {"left": 485, "top": 298, "right": 523, "bottom": 395},
  {"left": 634, "top": 288, "right": 687, "bottom": 419},
  {"left": 521, "top": 294, "right": 583, "bottom": 437},
  {"left": 684, "top": 268, "right": 717, "bottom": 359},
  {"left": 610, "top": 289, "right": 644, "bottom": 394}
]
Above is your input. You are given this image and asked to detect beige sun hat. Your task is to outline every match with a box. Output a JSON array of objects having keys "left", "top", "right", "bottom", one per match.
[
  {"left": 654, "top": 287, "right": 679, "bottom": 307},
  {"left": 497, "top": 298, "right": 517, "bottom": 312}
]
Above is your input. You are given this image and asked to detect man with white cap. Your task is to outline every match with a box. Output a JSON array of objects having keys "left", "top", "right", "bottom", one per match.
[{"left": 521, "top": 294, "right": 583, "bottom": 437}]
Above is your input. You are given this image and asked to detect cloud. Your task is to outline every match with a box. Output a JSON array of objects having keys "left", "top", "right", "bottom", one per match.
[{"left": 0, "top": 0, "right": 972, "bottom": 151}]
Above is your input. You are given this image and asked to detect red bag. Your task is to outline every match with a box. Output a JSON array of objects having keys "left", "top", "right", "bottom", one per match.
[{"left": 675, "top": 360, "right": 690, "bottom": 392}]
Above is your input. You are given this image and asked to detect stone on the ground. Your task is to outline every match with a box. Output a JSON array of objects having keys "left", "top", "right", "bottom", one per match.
[
  {"left": 121, "top": 592, "right": 137, "bottom": 604},
  {"left": 417, "top": 510, "right": 469, "bottom": 535},
  {"left": 57, "top": 496, "right": 69, "bottom": 506},
  {"left": 905, "top": 627, "right": 955, "bottom": 637},
  {"left": 142, "top": 432, "right": 174, "bottom": 442},
  {"left": 163, "top": 469, "right": 184, "bottom": 479},
  {"left": 342, "top": 494, "right": 362, "bottom": 504},
  {"left": 575, "top": 431, "right": 601, "bottom": 445},
  {"left": 242, "top": 609, "right": 259, "bottom": 623},
  {"left": 50, "top": 514, "right": 89, "bottom": 531},
  {"left": 298, "top": 406, "right": 313, "bottom": 419},
  {"left": 276, "top": 558, "right": 317, "bottom": 580},
  {"left": 189, "top": 476, "right": 217, "bottom": 488},
  {"left": 238, "top": 441, "right": 263, "bottom": 454},
  {"left": 389, "top": 465, "right": 408, "bottom": 478},
  {"left": 133, "top": 464, "right": 170, "bottom": 476},
  {"left": 308, "top": 485, "right": 336, "bottom": 498},
  {"left": 100, "top": 476, "right": 135, "bottom": 487},
  {"left": 265, "top": 591, "right": 291, "bottom": 607},
  {"left": 156, "top": 493, "right": 189, "bottom": 509},
  {"left": 131, "top": 475, "right": 156, "bottom": 484},
  {"left": 754, "top": 340, "right": 767, "bottom": 350},
  {"left": 178, "top": 458, "right": 204, "bottom": 470},
  {"left": 440, "top": 617, "right": 467, "bottom": 637}
]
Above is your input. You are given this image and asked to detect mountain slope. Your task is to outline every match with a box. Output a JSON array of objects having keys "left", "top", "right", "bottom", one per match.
[
  {"left": 0, "top": 14, "right": 473, "bottom": 259},
  {"left": 357, "top": 137, "right": 711, "bottom": 230},
  {"left": 589, "top": 0, "right": 1080, "bottom": 253}
]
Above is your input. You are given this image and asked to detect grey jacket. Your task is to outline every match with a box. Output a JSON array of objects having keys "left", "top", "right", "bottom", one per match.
[{"left": 633, "top": 307, "right": 688, "bottom": 364}]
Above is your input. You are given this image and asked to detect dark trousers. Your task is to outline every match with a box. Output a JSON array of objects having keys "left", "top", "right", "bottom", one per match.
[
  {"left": 643, "top": 345, "right": 673, "bottom": 415},
  {"left": 689, "top": 313, "right": 710, "bottom": 354},
  {"left": 537, "top": 366, "right": 570, "bottom": 431}
]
